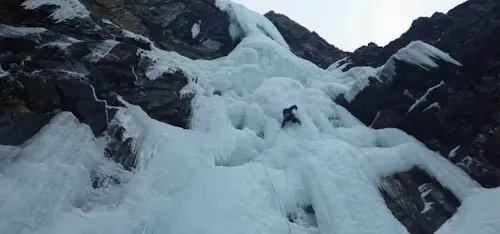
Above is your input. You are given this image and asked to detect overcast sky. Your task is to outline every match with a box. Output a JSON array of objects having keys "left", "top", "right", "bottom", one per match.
[{"left": 232, "top": 0, "right": 467, "bottom": 52}]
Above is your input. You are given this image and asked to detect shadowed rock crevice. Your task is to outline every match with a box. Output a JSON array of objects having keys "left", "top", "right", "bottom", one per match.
[
  {"left": 103, "top": 117, "right": 138, "bottom": 171},
  {"left": 287, "top": 203, "right": 318, "bottom": 228}
]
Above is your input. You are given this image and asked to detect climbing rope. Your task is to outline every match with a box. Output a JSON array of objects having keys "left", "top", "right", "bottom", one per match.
[{"left": 258, "top": 128, "right": 293, "bottom": 234}]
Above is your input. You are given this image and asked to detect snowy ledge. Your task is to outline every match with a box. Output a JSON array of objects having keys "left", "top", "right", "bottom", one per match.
[
  {"left": 344, "top": 41, "right": 461, "bottom": 102},
  {"left": 377, "top": 40, "right": 462, "bottom": 83}
]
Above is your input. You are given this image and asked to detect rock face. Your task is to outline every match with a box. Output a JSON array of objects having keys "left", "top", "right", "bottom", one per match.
[
  {"left": 80, "top": 0, "right": 238, "bottom": 60},
  {"left": 343, "top": 0, "right": 500, "bottom": 72},
  {"left": 342, "top": 42, "right": 383, "bottom": 69},
  {"left": 264, "top": 11, "right": 349, "bottom": 69},
  {"left": 335, "top": 0, "right": 500, "bottom": 189},
  {"left": 1, "top": 1, "right": 499, "bottom": 233},
  {"left": 0, "top": 0, "right": 199, "bottom": 170},
  {"left": 380, "top": 167, "right": 461, "bottom": 234},
  {"left": 369, "top": 109, "right": 401, "bottom": 129}
]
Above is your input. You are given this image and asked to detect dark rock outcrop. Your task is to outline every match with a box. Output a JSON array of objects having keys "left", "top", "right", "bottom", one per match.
[
  {"left": 0, "top": 0, "right": 197, "bottom": 170},
  {"left": 104, "top": 118, "right": 138, "bottom": 171},
  {"left": 370, "top": 109, "right": 401, "bottom": 129},
  {"left": 335, "top": 0, "right": 500, "bottom": 188},
  {"left": 340, "top": 42, "right": 383, "bottom": 69},
  {"left": 80, "top": 0, "right": 238, "bottom": 60},
  {"left": 344, "top": 0, "right": 500, "bottom": 72},
  {"left": 380, "top": 167, "right": 461, "bottom": 234},
  {"left": 0, "top": 75, "right": 56, "bottom": 145},
  {"left": 264, "top": 11, "right": 349, "bottom": 69}
]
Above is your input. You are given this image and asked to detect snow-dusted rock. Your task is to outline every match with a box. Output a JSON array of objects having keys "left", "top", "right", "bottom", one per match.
[{"left": 265, "top": 11, "right": 349, "bottom": 69}]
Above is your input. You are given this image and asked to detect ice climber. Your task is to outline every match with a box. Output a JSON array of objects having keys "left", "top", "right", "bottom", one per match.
[{"left": 281, "top": 105, "right": 302, "bottom": 128}]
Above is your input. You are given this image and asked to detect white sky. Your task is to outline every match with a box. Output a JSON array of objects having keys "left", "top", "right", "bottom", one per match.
[{"left": 232, "top": 0, "right": 467, "bottom": 52}]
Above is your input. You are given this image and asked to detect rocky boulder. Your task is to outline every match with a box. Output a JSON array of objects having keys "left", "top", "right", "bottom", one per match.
[{"left": 264, "top": 11, "right": 349, "bottom": 69}]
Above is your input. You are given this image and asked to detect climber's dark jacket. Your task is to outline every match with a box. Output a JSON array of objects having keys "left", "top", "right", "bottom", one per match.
[{"left": 281, "top": 105, "right": 301, "bottom": 127}]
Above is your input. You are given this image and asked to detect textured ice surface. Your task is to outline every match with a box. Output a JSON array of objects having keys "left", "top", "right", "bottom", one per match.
[{"left": 1, "top": 1, "right": 495, "bottom": 234}]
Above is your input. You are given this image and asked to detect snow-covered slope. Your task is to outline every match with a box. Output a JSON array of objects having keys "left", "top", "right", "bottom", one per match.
[{"left": 1, "top": 1, "right": 499, "bottom": 234}]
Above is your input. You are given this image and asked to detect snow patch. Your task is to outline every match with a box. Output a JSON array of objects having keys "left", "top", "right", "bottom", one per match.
[
  {"left": 378, "top": 41, "right": 461, "bottom": 83},
  {"left": 423, "top": 102, "right": 441, "bottom": 112},
  {"left": 121, "top": 29, "right": 155, "bottom": 49},
  {"left": 407, "top": 81, "right": 444, "bottom": 114},
  {"left": 418, "top": 184, "right": 436, "bottom": 214},
  {"left": 0, "top": 24, "right": 47, "bottom": 38},
  {"left": 403, "top": 89, "right": 416, "bottom": 99},
  {"left": 85, "top": 40, "right": 120, "bottom": 63},
  {"left": 191, "top": 21, "right": 201, "bottom": 39},
  {"left": 22, "top": 0, "right": 90, "bottom": 23},
  {"left": 449, "top": 145, "right": 461, "bottom": 159},
  {"left": 39, "top": 36, "right": 81, "bottom": 51},
  {"left": 0, "top": 65, "right": 9, "bottom": 78},
  {"left": 342, "top": 67, "right": 379, "bottom": 102},
  {"left": 101, "top": 19, "right": 122, "bottom": 30},
  {"left": 101, "top": 19, "right": 115, "bottom": 26}
]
